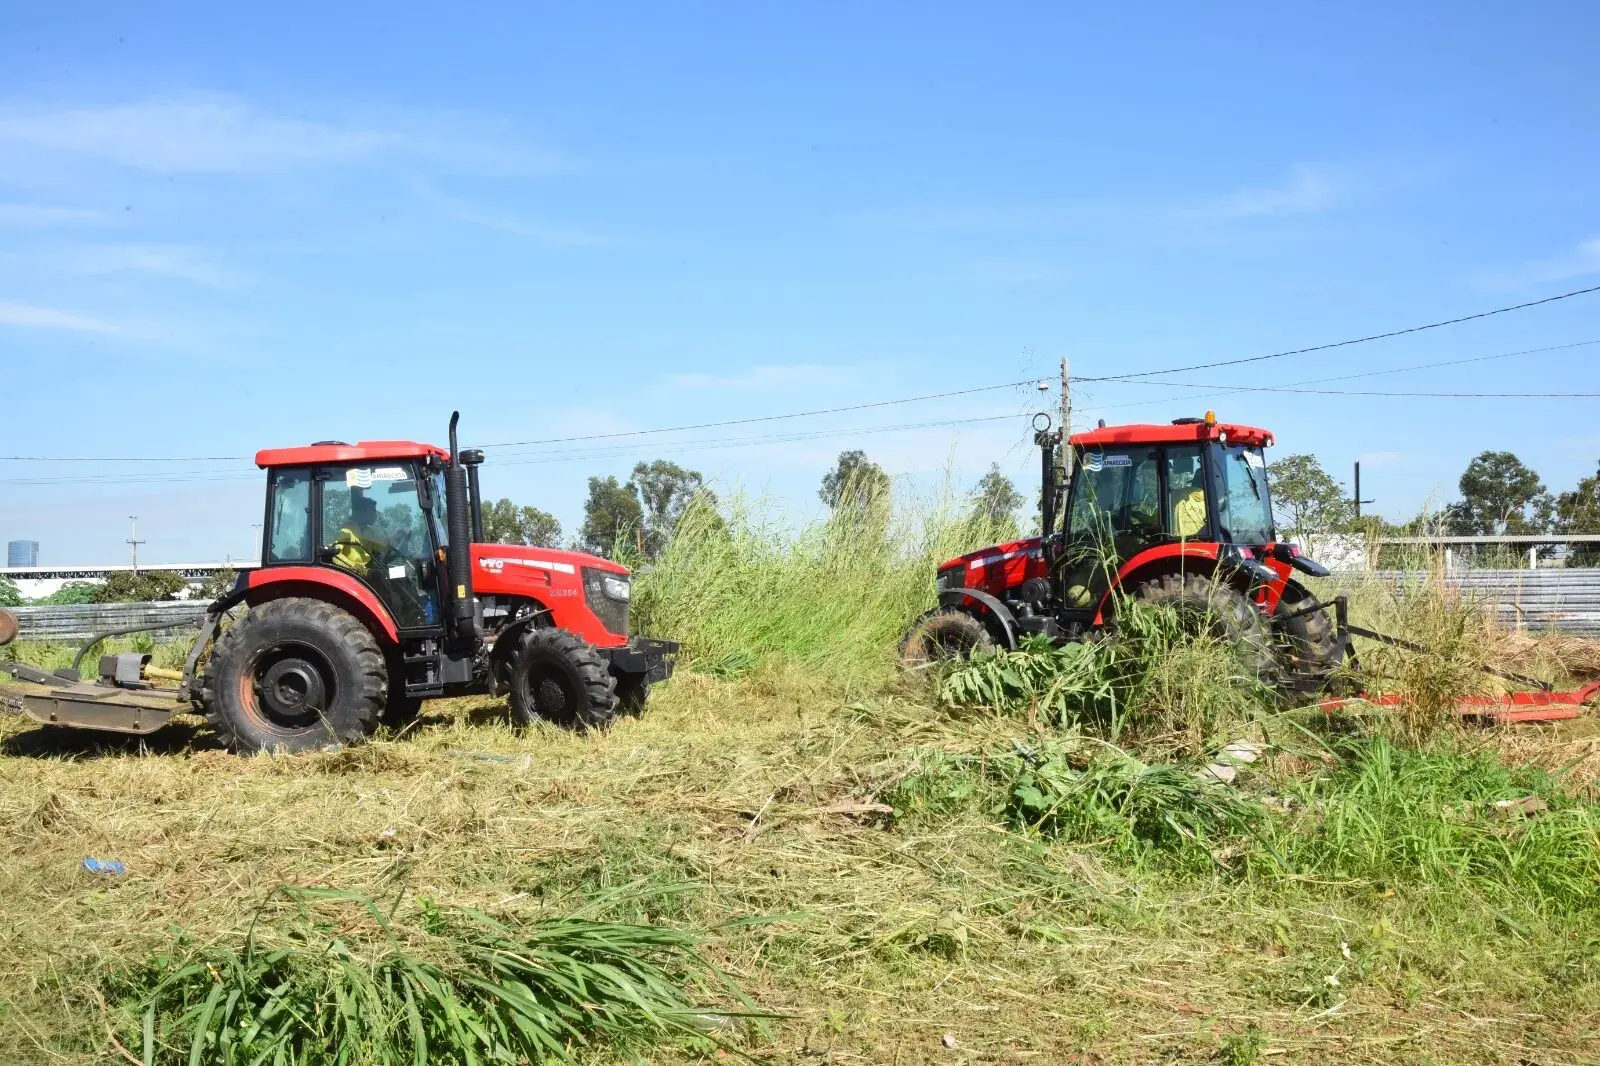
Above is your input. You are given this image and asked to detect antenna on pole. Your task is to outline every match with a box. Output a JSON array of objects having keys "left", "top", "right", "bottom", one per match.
[
  {"left": 126, "top": 515, "right": 145, "bottom": 576},
  {"left": 1353, "top": 462, "right": 1376, "bottom": 520}
]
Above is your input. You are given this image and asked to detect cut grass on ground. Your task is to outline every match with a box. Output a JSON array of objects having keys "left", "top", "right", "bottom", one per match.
[{"left": 3, "top": 667, "right": 1600, "bottom": 1064}]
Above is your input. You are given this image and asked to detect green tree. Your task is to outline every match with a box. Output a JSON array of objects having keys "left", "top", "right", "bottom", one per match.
[
  {"left": 968, "top": 463, "right": 1024, "bottom": 531},
  {"left": 36, "top": 581, "right": 99, "bottom": 606},
  {"left": 1556, "top": 460, "right": 1600, "bottom": 565},
  {"left": 193, "top": 567, "right": 240, "bottom": 602},
  {"left": 1444, "top": 450, "right": 1553, "bottom": 535},
  {"left": 579, "top": 475, "right": 646, "bottom": 559},
  {"left": 482, "top": 498, "right": 562, "bottom": 548},
  {"left": 1269, "top": 453, "right": 1353, "bottom": 544},
  {"left": 630, "top": 460, "right": 711, "bottom": 555},
  {"left": 819, "top": 450, "right": 891, "bottom": 515},
  {"left": 0, "top": 575, "right": 21, "bottom": 608},
  {"left": 93, "top": 570, "right": 187, "bottom": 603}
]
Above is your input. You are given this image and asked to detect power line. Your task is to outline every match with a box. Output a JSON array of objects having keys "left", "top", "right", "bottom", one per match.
[
  {"left": 1074, "top": 339, "right": 1599, "bottom": 414},
  {"left": 1107, "top": 381, "right": 1600, "bottom": 398},
  {"left": 475, "top": 379, "right": 1044, "bottom": 451},
  {"left": 7, "top": 283, "right": 1599, "bottom": 463},
  {"left": 1079, "top": 283, "right": 1600, "bottom": 382}
]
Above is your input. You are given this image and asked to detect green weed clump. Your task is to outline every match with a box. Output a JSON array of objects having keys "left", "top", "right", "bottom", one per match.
[
  {"left": 937, "top": 598, "right": 1277, "bottom": 759},
  {"left": 995, "top": 740, "right": 1260, "bottom": 865},
  {"left": 632, "top": 487, "right": 1008, "bottom": 687},
  {"left": 110, "top": 888, "right": 760, "bottom": 1066},
  {"left": 1258, "top": 738, "right": 1600, "bottom": 912}
]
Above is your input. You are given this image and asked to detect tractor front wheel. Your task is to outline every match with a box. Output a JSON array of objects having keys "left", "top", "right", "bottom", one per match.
[
  {"left": 1274, "top": 581, "right": 1356, "bottom": 697},
  {"left": 507, "top": 628, "right": 619, "bottom": 731},
  {"left": 202, "top": 597, "right": 387, "bottom": 754},
  {"left": 900, "top": 609, "right": 995, "bottom": 672}
]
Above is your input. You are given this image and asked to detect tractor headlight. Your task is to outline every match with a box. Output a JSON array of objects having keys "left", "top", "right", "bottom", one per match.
[
  {"left": 601, "top": 575, "right": 631, "bottom": 601},
  {"left": 936, "top": 567, "right": 961, "bottom": 593}
]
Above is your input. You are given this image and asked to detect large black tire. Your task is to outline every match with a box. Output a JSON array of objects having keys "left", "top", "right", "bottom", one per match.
[
  {"left": 1274, "top": 580, "right": 1355, "bottom": 697},
  {"left": 383, "top": 690, "right": 425, "bottom": 728},
  {"left": 900, "top": 609, "right": 996, "bottom": 671},
  {"left": 613, "top": 673, "right": 650, "bottom": 717},
  {"left": 202, "top": 597, "right": 386, "bottom": 754},
  {"left": 507, "top": 628, "right": 619, "bottom": 730},
  {"left": 1131, "top": 573, "right": 1277, "bottom": 683}
]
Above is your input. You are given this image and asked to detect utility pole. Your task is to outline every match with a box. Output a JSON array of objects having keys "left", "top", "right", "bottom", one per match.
[
  {"left": 251, "top": 522, "right": 263, "bottom": 559},
  {"left": 126, "top": 515, "right": 145, "bottom": 576},
  {"left": 1352, "top": 462, "right": 1376, "bottom": 520},
  {"left": 1059, "top": 356, "right": 1073, "bottom": 478}
]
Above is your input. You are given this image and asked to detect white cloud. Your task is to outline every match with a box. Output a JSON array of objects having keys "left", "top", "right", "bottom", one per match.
[
  {"left": 1200, "top": 163, "right": 1341, "bottom": 220},
  {"left": 666, "top": 364, "right": 848, "bottom": 391},
  {"left": 0, "top": 299, "right": 141, "bottom": 337},
  {"left": 414, "top": 184, "right": 620, "bottom": 247},
  {"left": 862, "top": 164, "right": 1349, "bottom": 235},
  {"left": 1485, "top": 236, "right": 1600, "bottom": 289},
  {"left": 57, "top": 243, "right": 244, "bottom": 288},
  {"left": 0, "top": 94, "right": 567, "bottom": 176},
  {"left": 0, "top": 202, "right": 113, "bottom": 228}
]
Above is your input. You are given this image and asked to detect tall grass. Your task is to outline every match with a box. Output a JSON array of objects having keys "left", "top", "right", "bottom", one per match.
[
  {"left": 1257, "top": 737, "right": 1600, "bottom": 912},
  {"left": 632, "top": 485, "right": 1010, "bottom": 686},
  {"left": 110, "top": 887, "right": 761, "bottom": 1065}
]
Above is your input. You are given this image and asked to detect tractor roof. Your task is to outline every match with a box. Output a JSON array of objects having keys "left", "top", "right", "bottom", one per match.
[
  {"left": 255, "top": 441, "right": 451, "bottom": 468},
  {"left": 1069, "top": 419, "right": 1274, "bottom": 449}
]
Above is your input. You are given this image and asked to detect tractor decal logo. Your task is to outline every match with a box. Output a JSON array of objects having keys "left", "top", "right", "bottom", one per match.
[
  {"left": 1084, "top": 451, "right": 1104, "bottom": 472},
  {"left": 968, "top": 547, "right": 1043, "bottom": 570},
  {"left": 479, "top": 557, "right": 577, "bottom": 576}
]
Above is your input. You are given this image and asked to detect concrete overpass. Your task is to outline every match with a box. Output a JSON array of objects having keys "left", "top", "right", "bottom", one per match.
[{"left": 0, "top": 563, "right": 241, "bottom": 600}]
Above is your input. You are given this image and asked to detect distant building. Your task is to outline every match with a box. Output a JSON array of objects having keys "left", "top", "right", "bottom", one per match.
[{"left": 7, "top": 540, "right": 39, "bottom": 567}]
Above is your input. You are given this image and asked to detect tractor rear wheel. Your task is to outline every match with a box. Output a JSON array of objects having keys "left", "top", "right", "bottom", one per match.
[
  {"left": 1274, "top": 581, "right": 1355, "bottom": 697},
  {"left": 202, "top": 597, "right": 386, "bottom": 754},
  {"left": 507, "top": 628, "right": 619, "bottom": 730},
  {"left": 1131, "top": 573, "right": 1277, "bottom": 683},
  {"left": 901, "top": 609, "right": 995, "bottom": 671}
]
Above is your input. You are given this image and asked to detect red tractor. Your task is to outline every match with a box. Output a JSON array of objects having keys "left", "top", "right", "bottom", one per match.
[
  {"left": 903, "top": 411, "right": 1346, "bottom": 694},
  {"left": 0, "top": 414, "right": 677, "bottom": 753}
]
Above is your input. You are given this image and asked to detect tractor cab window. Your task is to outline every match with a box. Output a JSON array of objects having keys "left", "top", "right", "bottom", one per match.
[
  {"left": 1217, "top": 444, "right": 1274, "bottom": 544},
  {"left": 266, "top": 469, "right": 313, "bottom": 563},
  {"left": 1068, "top": 446, "right": 1161, "bottom": 556},
  {"left": 319, "top": 464, "right": 440, "bottom": 629},
  {"left": 1163, "top": 445, "right": 1210, "bottom": 540}
]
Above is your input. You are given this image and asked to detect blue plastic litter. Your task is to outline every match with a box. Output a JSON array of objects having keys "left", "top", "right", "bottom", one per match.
[{"left": 82, "top": 858, "right": 127, "bottom": 876}]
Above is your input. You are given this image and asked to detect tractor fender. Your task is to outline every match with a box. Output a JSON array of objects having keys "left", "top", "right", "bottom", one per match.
[
  {"left": 244, "top": 567, "right": 400, "bottom": 644},
  {"left": 939, "top": 587, "right": 1019, "bottom": 651},
  {"left": 1093, "top": 545, "right": 1224, "bottom": 625}
]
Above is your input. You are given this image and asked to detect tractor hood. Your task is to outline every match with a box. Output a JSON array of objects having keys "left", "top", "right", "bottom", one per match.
[
  {"left": 471, "top": 543, "right": 629, "bottom": 581},
  {"left": 938, "top": 536, "right": 1047, "bottom": 593}
]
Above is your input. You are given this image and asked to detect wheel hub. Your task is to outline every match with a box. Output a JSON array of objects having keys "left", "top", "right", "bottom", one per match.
[{"left": 258, "top": 656, "right": 327, "bottom": 725}]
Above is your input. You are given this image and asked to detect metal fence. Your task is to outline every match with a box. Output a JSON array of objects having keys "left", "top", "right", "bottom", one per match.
[
  {"left": 1370, "top": 569, "right": 1600, "bottom": 636},
  {"left": 5, "top": 601, "right": 212, "bottom": 642}
]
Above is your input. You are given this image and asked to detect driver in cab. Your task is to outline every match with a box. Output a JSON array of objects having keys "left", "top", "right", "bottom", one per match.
[
  {"left": 330, "top": 493, "right": 389, "bottom": 577},
  {"left": 1170, "top": 468, "right": 1208, "bottom": 539}
]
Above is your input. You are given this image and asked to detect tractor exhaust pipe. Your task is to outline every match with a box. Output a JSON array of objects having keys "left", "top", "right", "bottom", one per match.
[
  {"left": 0, "top": 608, "right": 17, "bottom": 648},
  {"left": 445, "top": 412, "right": 478, "bottom": 641}
]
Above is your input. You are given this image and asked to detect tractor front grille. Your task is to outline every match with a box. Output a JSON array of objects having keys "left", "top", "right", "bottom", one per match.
[{"left": 581, "top": 567, "right": 631, "bottom": 636}]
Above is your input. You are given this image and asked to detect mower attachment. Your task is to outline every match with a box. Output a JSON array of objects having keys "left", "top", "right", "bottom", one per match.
[
  {"left": 603, "top": 637, "right": 680, "bottom": 684},
  {"left": 1302, "top": 595, "right": 1600, "bottom": 725}
]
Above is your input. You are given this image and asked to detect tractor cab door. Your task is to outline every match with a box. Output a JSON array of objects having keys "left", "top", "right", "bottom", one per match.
[
  {"left": 315, "top": 463, "right": 443, "bottom": 631},
  {"left": 263, "top": 462, "right": 444, "bottom": 633},
  {"left": 1056, "top": 445, "right": 1163, "bottom": 616}
]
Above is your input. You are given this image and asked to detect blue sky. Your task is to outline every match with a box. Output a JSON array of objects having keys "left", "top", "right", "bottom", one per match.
[{"left": 2, "top": 2, "right": 1598, "bottom": 564}]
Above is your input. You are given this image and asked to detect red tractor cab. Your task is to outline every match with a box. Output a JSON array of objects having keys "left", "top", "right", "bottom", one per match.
[
  {"left": 905, "top": 412, "right": 1345, "bottom": 695},
  {"left": 0, "top": 413, "right": 677, "bottom": 754}
]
